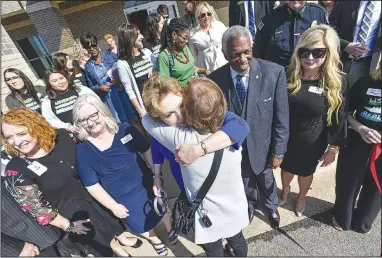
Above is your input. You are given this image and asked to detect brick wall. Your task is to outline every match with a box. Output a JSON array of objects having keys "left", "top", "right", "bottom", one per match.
[
  {"left": 1, "top": 25, "right": 44, "bottom": 112},
  {"left": 1, "top": 1, "right": 23, "bottom": 15},
  {"left": 65, "top": 1, "right": 126, "bottom": 41},
  {"left": 207, "top": 1, "right": 229, "bottom": 10},
  {"left": 7, "top": 24, "right": 38, "bottom": 42},
  {"left": 26, "top": 7, "right": 75, "bottom": 53}
]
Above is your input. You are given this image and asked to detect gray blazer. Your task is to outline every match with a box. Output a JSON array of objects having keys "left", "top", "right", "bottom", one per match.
[{"left": 209, "top": 58, "right": 289, "bottom": 174}]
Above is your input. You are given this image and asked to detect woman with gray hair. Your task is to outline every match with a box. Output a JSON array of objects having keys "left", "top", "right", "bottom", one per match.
[{"left": 73, "top": 94, "right": 176, "bottom": 256}]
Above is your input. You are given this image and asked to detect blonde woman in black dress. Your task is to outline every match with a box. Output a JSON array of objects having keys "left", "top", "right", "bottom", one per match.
[{"left": 279, "top": 24, "right": 347, "bottom": 216}]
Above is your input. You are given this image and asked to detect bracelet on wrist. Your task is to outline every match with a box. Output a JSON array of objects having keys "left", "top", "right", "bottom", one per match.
[
  {"left": 272, "top": 153, "right": 284, "bottom": 159},
  {"left": 65, "top": 222, "right": 74, "bottom": 233},
  {"left": 153, "top": 174, "right": 163, "bottom": 179},
  {"left": 327, "top": 145, "right": 339, "bottom": 154}
]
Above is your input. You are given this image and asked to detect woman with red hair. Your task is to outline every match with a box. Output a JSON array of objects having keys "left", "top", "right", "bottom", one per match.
[{"left": 1, "top": 108, "right": 140, "bottom": 256}]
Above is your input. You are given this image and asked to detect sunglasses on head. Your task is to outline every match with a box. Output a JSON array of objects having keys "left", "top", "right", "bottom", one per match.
[
  {"left": 200, "top": 12, "right": 212, "bottom": 19},
  {"left": 298, "top": 48, "right": 327, "bottom": 59}
]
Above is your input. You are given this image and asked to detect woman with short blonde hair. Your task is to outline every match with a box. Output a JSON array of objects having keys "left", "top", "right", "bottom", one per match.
[
  {"left": 142, "top": 75, "right": 251, "bottom": 256},
  {"left": 332, "top": 54, "right": 381, "bottom": 233},
  {"left": 189, "top": 2, "right": 228, "bottom": 72},
  {"left": 279, "top": 24, "right": 347, "bottom": 216},
  {"left": 73, "top": 94, "right": 176, "bottom": 256},
  {"left": 72, "top": 93, "right": 119, "bottom": 141}
]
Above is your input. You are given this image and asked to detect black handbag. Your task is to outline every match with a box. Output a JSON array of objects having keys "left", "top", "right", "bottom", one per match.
[{"left": 171, "top": 149, "right": 224, "bottom": 235}]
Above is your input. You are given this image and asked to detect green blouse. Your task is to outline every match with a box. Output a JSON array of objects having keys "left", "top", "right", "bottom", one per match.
[{"left": 157, "top": 45, "right": 195, "bottom": 86}]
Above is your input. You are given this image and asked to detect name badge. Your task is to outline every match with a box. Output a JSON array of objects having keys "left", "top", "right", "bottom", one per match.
[
  {"left": 120, "top": 134, "right": 133, "bottom": 144},
  {"left": 308, "top": 86, "right": 324, "bottom": 95},
  {"left": 366, "top": 88, "right": 381, "bottom": 97},
  {"left": 27, "top": 161, "right": 48, "bottom": 176}
]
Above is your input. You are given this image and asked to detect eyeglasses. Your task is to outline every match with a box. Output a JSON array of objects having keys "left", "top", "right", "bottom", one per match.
[
  {"left": 297, "top": 48, "right": 327, "bottom": 59},
  {"left": 5, "top": 76, "right": 21, "bottom": 82},
  {"left": 78, "top": 111, "right": 99, "bottom": 126},
  {"left": 200, "top": 12, "right": 212, "bottom": 19}
]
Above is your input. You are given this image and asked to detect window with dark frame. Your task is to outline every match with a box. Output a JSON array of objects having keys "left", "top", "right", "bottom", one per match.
[{"left": 16, "top": 35, "right": 52, "bottom": 79}]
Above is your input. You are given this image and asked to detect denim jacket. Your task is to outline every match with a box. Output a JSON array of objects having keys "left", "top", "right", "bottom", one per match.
[{"left": 84, "top": 50, "right": 118, "bottom": 100}]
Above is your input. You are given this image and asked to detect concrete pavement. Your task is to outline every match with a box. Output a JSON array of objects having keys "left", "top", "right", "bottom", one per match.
[{"left": 119, "top": 161, "right": 381, "bottom": 256}]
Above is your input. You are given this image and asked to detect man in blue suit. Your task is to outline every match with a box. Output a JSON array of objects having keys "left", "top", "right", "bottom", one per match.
[{"left": 209, "top": 25, "right": 289, "bottom": 229}]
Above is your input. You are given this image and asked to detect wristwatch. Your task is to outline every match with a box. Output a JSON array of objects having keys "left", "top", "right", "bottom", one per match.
[
  {"left": 65, "top": 222, "right": 74, "bottom": 233},
  {"left": 272, "top": 154, "right": 284, "bottom": 160}
]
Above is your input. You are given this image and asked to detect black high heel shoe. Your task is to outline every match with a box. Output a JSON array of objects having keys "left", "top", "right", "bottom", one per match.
[{"left": 118, "top": 238, "right": 143, "bottom": 249}]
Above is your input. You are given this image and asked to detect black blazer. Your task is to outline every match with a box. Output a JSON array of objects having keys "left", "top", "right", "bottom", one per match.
[
  {"left": 1, "top": 181, "right": 60, "bottom": 256},
  {"left": 209, "top": 58, "right": 289, "bottom": 174},
  {"left": 229, "top": 0, "right": 276, "bottom": 28}
]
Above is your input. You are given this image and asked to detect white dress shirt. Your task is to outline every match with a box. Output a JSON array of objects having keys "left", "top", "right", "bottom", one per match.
[
  {"left": 230, "top": 66, "right": 249, "bottom": 92},
  {"left": 243, "top": 1, "right": 256, "bottom": 34}
]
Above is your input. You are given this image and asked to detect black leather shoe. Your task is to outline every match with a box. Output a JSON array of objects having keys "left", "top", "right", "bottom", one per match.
[
  {"left": 224, "top": 243, "right": 234, "bottom": 257},
  {"left": 130, "top": 238, "right": 143, "bottom": 248},
  {"left": 248, "top": 210, "right": 255, "bottom": 224},
  {"left": 269, "top": 209, "right": 280, "bottom": 229}
]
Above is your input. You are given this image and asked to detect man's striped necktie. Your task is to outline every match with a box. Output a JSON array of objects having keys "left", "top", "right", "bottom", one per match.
[
  {"left": 357, "top": 1, "right": 375, "bottom": 44},
  {"left": 248, "top": 1, "right": 256, "bottom": 38}
]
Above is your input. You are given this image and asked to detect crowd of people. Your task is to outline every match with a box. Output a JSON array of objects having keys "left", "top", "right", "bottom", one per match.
[{"left": 1, "top": 0, "right": 381, "bottom": 257}]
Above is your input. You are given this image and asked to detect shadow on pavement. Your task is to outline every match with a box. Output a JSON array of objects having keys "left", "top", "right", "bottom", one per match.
[{"left": 276, "top": 188, "right": 334, "bottom": 221}]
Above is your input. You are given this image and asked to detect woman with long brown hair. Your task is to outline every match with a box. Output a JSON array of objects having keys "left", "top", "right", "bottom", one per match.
[
  {"left": 116, "top": 23, "right": 154, "bottom": 119},
  {"left": 41, "top": 68, "right": 97, "bottom": 133},
  {"left": 52, "top": 52, "right": 88, "bottom": 87},
  {"left": 278, "top": 24, "right": 347, "bottom": 216},
  {"left": 4, "top": 68, "right": 45, "bottom": 113}
]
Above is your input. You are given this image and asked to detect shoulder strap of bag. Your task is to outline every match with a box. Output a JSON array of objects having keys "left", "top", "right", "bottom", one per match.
[{"left": 193, "top": 149, "right": 224, "bottom": 204}]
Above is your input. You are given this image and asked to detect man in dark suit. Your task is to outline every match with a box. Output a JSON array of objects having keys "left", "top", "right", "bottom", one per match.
[
  {"left": 329, "top": 0, "right": 381, "bottom": 86},
  {"left": 229, "top": 0, "right": 277, "bottom": 38},
  {"left": 1, "top": 180, "right": 83, "bottom": 256},
  {"left": 209, "top": 25, "right": 289, "bottom": 228}
]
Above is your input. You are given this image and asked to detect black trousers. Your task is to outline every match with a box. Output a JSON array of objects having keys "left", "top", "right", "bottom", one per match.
[
  {"left": 199, "top": 231, "right": 248, "bottom": 257},
  {"left": 38, "top": 235, "right": 86, "bottom": 257},
  {"left": 241, "top": 147, "right": 278, "bottom": 213},
  {"left": 333, "top": 130, "right": 381, "bottom": 233}
]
